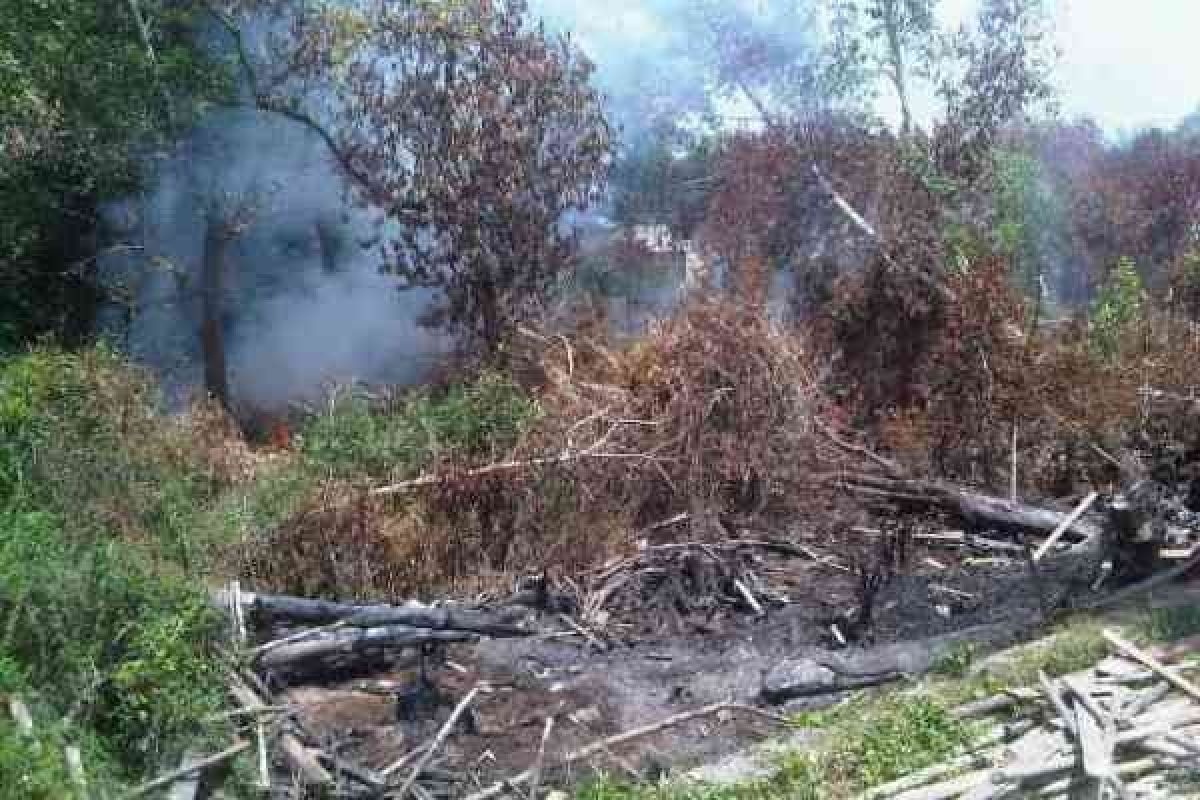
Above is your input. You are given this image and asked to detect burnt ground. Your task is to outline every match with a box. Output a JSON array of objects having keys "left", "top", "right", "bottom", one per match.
[{"left": 272, "top": 523, "right": 1116, "bottom": 795}]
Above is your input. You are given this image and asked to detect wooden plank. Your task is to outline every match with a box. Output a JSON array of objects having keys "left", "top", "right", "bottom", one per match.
[
  {"left": 1071, "top": 694, "right": 1113, "bottom": 781},
  {"left": 168, "top": 750, "right": 205, "bottom": 800},
  {"left": 1033, "top": 492, "right": 1098, "bottom": 562},
  {"left": 125, "top": 741, "right": 250, "bottom": 799},
  {"left": 1104, "top": 629, "right": 1200, "bottom": 704}
]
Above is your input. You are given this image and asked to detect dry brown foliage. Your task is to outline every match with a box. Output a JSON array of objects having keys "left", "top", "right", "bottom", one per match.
[
  {"left": 238, "top": 299, "right": 832, "bottom": 601},
  {"left": 854, "top": 259, "right": 1200, "bottom": 498},
  {"left": 179, "top": 398, "right": 263, "bottom": 486},
  {"left": 522, "top": 297, "right": 826, "bottom": 532}
]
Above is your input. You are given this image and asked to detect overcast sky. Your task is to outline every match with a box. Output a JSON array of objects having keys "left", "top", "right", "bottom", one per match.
[{"left": 529, "top": 0, "right": 1200, "bottom": 135}]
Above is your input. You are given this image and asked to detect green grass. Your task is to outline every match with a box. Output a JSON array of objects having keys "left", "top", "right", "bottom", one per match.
[
  {"left": 580, "top": 695, "right": 971, "bottom": 800},
  {"left": 973, "top": 620, "right": 1108, "bottom": 686},
  {"left": 0, "top": 349, "right": 551, "bottom": 793},
  {"left": 299, "top": 371, "right": 539, "bottom": 482},
  {"left": 930, "top": 642, "right": 979, "bottom": 678},
  {"left": 823, "top": 696, "right": 972, "bottom": 790},
  {"left": 1137, "top": 604, "right": 1200, "bottom": 643}
]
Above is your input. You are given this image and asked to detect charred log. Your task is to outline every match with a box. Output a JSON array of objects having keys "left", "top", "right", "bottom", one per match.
[{"left": 213, "top": 589, "right": 532, "bottom": 636}]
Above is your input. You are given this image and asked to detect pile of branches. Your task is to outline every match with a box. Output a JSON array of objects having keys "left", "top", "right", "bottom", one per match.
[{"left": 519, "top": 297, "right": 825, "bottom": 527}]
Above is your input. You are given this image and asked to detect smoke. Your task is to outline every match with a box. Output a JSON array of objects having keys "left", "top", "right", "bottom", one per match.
[
  {"left": 91, "top": 1, "right": 831, "bottom": 410},
  {"left": 231, "top": 270, "right": 447, "bottom": 411},
  {"left": 528, "top": 0, "right": 824, "bottom": 141},
  {"left": 97, "top": 105, "right": 450, "bottom": 412}
]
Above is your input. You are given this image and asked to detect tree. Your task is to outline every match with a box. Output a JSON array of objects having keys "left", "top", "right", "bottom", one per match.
[
  {"left": 824, "top": 0, "right": 939, "bottom": 134},
  {"left": 0, "top": 0, "right": 227, "bottom": 350},
  {"left": 214, "top": 0, "right": 611, "bottom": 352},
  {"left": 938, "top": 0, "right": 1056, "bottom": 165},
  {"left": 679, "top": 0, "right": 836, "bottom": 121},
  {"left": 611, "top": 125, "right": 714, "bottom": 238}
]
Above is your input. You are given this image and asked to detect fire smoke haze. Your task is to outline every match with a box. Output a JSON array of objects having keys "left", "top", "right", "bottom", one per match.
[
  {"left": 99, "top": 1, "right": 1200, "bottom": 411},
  {"left": 529, "top": 0, "right": 1200, "bottom": 134}
]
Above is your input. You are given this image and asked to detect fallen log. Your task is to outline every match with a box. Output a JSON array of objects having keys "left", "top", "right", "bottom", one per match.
[
  {"left": 212, "top": 589, "right": 530, "bottom": 636},
  {"left": 257, "top": 626, "right": 476, "bottom": 670},
  {"left": 763, "top": 621, "right": 1030, "bottom": 703},
  {"left": 836, "top": 475, "right": 1107, "bottom": 546},
  {"left": 933, "top": 487, "right": 1106, "bottom": 546}
]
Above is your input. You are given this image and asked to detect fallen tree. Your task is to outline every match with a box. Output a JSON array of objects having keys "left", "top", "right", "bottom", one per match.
[
  {"left": 835, "top": 473, "right": 1106, "bottom": 548},
  {"left": 213, "top": 588, "right": 531, "bottom": 636}
]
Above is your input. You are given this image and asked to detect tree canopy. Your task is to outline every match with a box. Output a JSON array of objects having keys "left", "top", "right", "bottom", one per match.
[
  {"left": 0, "top": 0, "right": 228, "bottom": 349},
  {"left": 214, "top": 0, "right": 612, "bottom": 349}
]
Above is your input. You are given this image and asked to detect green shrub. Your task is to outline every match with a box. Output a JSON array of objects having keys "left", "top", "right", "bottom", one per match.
[
  {"left": 930, "top": 643, "right": 978, "bottom": 678},
  {"left": 1089, "top": 257, "right": 1143, "bottom": 360},
  {"left": 0, "top": 723, "right": 84, "bottom": 800},
  {"left": 0, "top": 510, "right": 225, "bottom": 771},
  {"left": 300, "top": 371, "right": 539, "bottom": 481},
  {"left": 0, "top": 347, "right": 221, "bottom": 552},
  {"left": 0, "top": 700, "right": 125, "bottom": 800}
]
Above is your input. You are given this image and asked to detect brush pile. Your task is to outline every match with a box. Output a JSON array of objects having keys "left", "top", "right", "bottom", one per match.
[{"left": 517, "top": 298, "right": 828, "bottom": 528}]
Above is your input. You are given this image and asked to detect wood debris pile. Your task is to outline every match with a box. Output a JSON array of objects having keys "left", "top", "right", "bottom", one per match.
[
  {"left": 863, "top": 631, "right": 1200, "bottom": 800},
  {"left": 566, "top": 530, "right": 822, "bottom": 638},
  {"left": 141, "top": 585, "right": 539, "bottom": 799}
]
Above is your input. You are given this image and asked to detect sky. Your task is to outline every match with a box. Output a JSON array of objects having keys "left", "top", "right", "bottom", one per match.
[{"left": 528, "top": 0, "right": 1200, "bottom": 135}]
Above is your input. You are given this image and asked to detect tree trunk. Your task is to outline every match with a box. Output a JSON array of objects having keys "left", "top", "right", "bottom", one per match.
[
  {"left": 315, "top": 219, "right": 340, "bottom": 274},
  {"left": 883, "top": 2, "right": 914, "bottom": 136},
  {"left": 201, "top": 218, "right": 231, "bottom": 411},
  {"left": 477, "top": 276, "right": 502, "bottom": 354}
]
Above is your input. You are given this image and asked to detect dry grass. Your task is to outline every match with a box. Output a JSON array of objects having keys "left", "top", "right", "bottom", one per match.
[
  {"left": 524, "top": 297, "right": 825, "bottom": 529},
  {"left": 231, "top": 298, "right": 834, "bottom": 601},
  {"left": 844, "top": 259, "right": 1200, "bottom": 498}
]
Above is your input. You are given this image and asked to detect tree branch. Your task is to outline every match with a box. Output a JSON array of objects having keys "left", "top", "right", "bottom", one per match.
[{"left": 200, "top": 2, "right": 423, "bottom": 219}]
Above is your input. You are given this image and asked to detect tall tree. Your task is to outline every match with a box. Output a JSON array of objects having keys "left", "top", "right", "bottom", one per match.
[
  {"left": 680, "top": 0, "right": 835, "bottom": 121},
  {"left": 939, "top": 0, "right": 1057, "bottom": 160},
  {"left": 213, "top": 0, "right": 611, "bottom": 351},
  {"left": 823, "top": 0, "right": 939, "bottom": 133}
]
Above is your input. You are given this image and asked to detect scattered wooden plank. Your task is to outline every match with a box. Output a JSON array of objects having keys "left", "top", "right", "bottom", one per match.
[
  {"left": 1070, "top": 689, "right": 1114, "bottom": 781},
  {"left": 1033, "top": 492, "right": 1099, "bottom": 562},
  {"left": 125, "top": 741, "right": 250, "bottom": 799},
  {"left": 1104, "top": 630, "right": 1200, "bottom": 704},
  {"left": 734, "top": 579, "right": 765, "bottom": 616},
  {"left": 858, "top": 749, "right": 996, "bottom": 799},
  {"left": 527, "top": 716, "right": 557, "bottom": 800},
  {"left": 1038, "top": 672, "right": 1077, "bottom": 738},
  {"left": 226, "top": 677, "right": 271, "bottom": 791},
  {"left": 395, "top": 684, "right": 484, "bottom": 798},
  {"left": 167, "top": 750, "right": 205, "bottom": 800}
]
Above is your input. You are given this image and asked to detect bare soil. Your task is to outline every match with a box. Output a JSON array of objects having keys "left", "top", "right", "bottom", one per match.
[{"left": 277, "top": 527, "right": 1083, "bottom": 793}]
